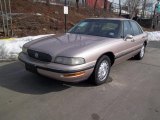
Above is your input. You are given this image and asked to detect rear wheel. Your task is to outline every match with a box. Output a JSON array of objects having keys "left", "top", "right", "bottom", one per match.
[
  {"left": 91, "top": 55, "right": 111, "bottom": 85},
  {"left": 134, "top": 45, "right": 145, "bottom": 60}
]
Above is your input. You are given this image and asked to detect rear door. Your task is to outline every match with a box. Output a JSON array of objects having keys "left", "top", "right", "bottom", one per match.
[
  {"left": 114, "top": 20, "right": 138, "bottom": 64},
  {"left": 129, "top": 21, "right": 147, "bottom": 50}
]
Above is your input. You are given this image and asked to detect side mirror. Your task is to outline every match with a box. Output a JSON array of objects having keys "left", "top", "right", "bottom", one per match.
[{"left": 124, "top": 34, "right": 133, "bottom": 41}]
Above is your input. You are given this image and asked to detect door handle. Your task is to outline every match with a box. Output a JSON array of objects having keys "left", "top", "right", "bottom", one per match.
[{"left": 142, "top": 36, "right": 145, "bottom": 39}]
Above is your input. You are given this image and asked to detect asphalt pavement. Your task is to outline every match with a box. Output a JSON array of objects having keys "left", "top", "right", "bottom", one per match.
[{"left": 0, "top": 42, "right": 160, "bottom": 120}]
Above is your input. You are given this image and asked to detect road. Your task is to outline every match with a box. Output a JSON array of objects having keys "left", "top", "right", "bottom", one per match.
[{"left": 0, "top": 42, "right": 160, "bottom": 120}]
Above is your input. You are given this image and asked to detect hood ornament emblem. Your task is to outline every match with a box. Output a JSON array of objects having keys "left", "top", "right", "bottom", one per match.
[{"left": 35, "top": 52, "right": 39, "bottom": 58}]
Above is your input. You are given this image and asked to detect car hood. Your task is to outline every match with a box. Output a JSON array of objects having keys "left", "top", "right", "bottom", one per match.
[{"left": 25, "top": 33, "right": 115, "bottom": 57}]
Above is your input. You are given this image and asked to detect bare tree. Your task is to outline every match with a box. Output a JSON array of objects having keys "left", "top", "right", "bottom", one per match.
[
  {"left": 46, "top": 0, "right": 50, "bottom": 6},
  {"left": 153, "top": 0, "right": 160, "bottom": 29},
  {"left": 125, "top": 0, "right": 142, "bottom": 19}
]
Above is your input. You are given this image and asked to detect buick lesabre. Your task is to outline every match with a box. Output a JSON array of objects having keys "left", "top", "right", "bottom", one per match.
[{"left": 19, "top": 18, "right": 148, "bottom": 85}]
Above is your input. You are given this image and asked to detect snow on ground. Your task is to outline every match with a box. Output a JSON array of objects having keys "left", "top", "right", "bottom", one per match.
[
  {"left": 148, "top": 31, "right": 160, "bottom": 41},
  {"left": 113, "top": 9, "right": 129, "bottom": 14},
  {"left": 0, "top": 34, "right": 53, "bottom": 61},
  {"left": 0, "top": 32, "right": 160, "bottom": 61}
]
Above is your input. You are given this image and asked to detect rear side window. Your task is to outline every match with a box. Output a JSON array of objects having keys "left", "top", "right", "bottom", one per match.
[
  {"left": 123, "top": 21, "right": 132, "bottom": 37},
  {"left": 130, "top": 21, "right": 143, "bottom": 36}
]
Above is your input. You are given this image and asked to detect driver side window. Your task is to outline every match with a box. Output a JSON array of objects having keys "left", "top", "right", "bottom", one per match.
[{"left": 74, "top": 22, "right": 89, "bottom": 34}]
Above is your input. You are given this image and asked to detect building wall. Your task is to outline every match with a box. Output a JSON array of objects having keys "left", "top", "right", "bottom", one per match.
[{"left": 86, "top": 0, "right": 111, "bottom": 9}]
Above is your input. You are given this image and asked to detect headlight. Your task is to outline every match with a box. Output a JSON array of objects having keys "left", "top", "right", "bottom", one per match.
[
  {"left": 22, "top": 46, "right": 27, "bottom": 54},
  {"left": 54, "top": 56, "right": 85, "bottom": 65}
]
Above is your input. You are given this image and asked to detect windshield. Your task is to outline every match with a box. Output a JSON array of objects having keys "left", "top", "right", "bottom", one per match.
[{"left": 68, "top": 19, "right": 121, "bottom": 38}]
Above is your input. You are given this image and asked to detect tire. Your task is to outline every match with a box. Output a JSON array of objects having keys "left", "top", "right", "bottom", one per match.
[
  {"left": 134, "top": 44, "right": 145, "bottom": 60},
  {"left": 91, "top": 55, "right": 111, "bottom": 85}
]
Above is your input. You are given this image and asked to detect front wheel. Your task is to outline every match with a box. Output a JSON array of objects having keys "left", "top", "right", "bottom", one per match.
[
  {"left": 134, "top": 45, "right": 145, "bottom": 60},
  {"left": 91, "top": 55, "right": 111, "bottom": 85}
]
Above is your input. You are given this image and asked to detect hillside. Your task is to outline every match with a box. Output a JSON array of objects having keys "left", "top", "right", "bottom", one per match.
[{"left": 9, "top": 0, "right": 119, "bottom": 37}]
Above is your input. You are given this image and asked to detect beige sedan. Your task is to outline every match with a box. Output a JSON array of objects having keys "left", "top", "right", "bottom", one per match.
[{"left": 19, "top": 18, "right": 148, "bottom": 85}]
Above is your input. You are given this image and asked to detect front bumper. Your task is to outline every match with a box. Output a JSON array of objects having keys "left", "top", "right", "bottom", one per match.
[{"left": 18, "top": 52, "right": 95, "bottom": 82}]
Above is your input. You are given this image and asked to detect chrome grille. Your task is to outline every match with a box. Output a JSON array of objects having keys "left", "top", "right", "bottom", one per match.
[{"left": 27, "top": 49, "right": 52, "bottom": 62}]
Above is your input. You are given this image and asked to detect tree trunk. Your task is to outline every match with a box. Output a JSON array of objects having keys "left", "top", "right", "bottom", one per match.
[
  {"left": 46, "top": 0, "right": 50, "bottom": 6},
  {"left": 76, "top": 0, "right": 79, "bottom": 10},
  {"left": 119, "top": 0, "right": 121, "bottom": 16},
  {"left": 82, "top": 0, "right": 85, "bottom": 7},
  {"left": 142, "top": 0, "right": 146, "bottom": 18},
  {"left": 104, "top": 0, "right": 107, "bottom": 11},
  {"left": 94, "top": 0, "right": 98, "bottom": 10}
]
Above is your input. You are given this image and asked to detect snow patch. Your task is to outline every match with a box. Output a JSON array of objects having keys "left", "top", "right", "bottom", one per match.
[
  {"left": 0, "top": 34, "right": 53, "bottom": 61},
  {"left": 148, "top": 31, "right": 160, "bottom": 41}
]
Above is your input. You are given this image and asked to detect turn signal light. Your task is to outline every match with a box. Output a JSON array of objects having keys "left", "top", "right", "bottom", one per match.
[{"left": 62, "top": 71, "right": 85, "bottom": 78}]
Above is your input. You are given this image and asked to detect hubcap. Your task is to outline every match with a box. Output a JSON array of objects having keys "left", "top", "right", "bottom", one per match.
[
  {"left": 140, "top": 46, "right": 145, "bottom": 58},
  {"left": 98, "top": 60, "right": 109, "bottom": 81}
]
